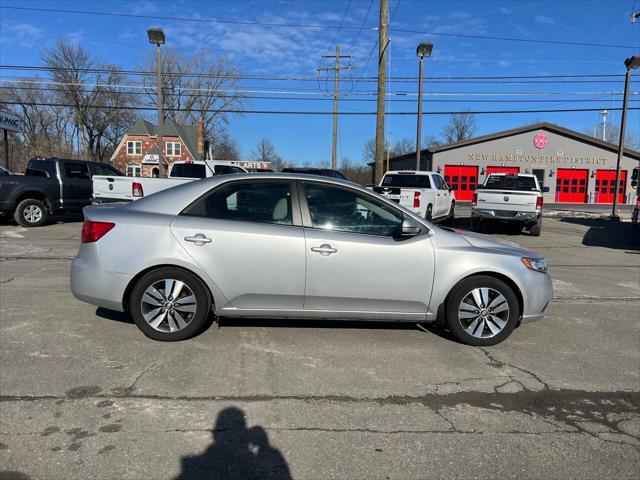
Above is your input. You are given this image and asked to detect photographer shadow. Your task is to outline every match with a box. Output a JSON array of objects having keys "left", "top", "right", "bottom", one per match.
[{"left": 175, "top": 406, "right": 291, "bottom": 480}]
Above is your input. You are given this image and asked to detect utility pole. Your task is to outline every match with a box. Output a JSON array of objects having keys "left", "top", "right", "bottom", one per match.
[
  {"left": 318, "top": 45, "right": 353, "bottom": 170},
  {"left": 374, "top": 0, "right": 388, "bottom": 185}
]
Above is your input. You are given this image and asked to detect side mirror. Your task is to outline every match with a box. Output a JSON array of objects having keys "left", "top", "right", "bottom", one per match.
[
  {"left": 542, "top": 186, "right": 550, "bottom": 193},
  {"left": 447, "top": 185, "right": 454, "bottom": 192},
  {"left": 476, "top": 184, "right": 483, "bottom": 190},
  {"left": 632, "top": 180, "right": 638, "bottom": 188},
  {"left": 401, "top": 217, "right": 422, "bottom": 236}
]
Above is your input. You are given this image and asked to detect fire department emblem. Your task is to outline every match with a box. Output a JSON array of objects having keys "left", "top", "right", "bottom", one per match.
[{"left": 533, "top": 133, "right": 548, "bottom": 149}]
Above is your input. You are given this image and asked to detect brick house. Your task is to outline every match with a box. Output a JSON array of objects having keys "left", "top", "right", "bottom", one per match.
[{"left": 110, "top": 118, "right": 206, "bottom": 177}]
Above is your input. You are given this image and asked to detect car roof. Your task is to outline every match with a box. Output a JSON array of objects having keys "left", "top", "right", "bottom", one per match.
[
  {"left": 384, "top": 170, "right": 437, "bottom": 176},
  {"left": 487, "top": 173, "right": 536, "bottom": 177}
]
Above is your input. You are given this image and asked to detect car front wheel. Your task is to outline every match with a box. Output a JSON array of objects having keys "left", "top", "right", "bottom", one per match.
[
  {"left": 130, "top": 267, "right": 212, "bottom": 341},
  {"left": 446, "top": 275, "right": 519, "bottom": 346}
]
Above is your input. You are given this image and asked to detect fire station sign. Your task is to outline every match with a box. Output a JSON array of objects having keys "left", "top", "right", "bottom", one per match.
[{"left": 0, "top": 110, "right": 20, "bottom": 133}]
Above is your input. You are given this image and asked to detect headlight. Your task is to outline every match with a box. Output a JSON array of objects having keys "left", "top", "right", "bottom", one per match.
[{"left": 521, "top": 257, "right": 548, "bottom": 273}]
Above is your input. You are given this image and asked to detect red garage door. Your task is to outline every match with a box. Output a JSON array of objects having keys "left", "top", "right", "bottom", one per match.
[
  {"left": 444, "top": 165, "right": 478, "bottom": 201},
  {"left": 555, "top": 169, "right": 588, "bottom": 203},
  {"left": 595, "top": 170, "right": 627, "bottom": 203},
  {"left": 486, "top": 166, "right": 520, "bottom": 175}
]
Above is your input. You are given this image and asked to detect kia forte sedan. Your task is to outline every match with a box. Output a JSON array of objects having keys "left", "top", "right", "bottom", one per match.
[{"left": 71, "top": 174, "right": 552, "bottom": 346}]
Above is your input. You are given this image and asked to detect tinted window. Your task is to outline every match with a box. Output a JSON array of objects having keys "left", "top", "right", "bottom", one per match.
[
  {"left": 27, "top": 159, "right": 57, "bottom": 178},
  {"left": 64, "top": 162, "right": 90, "bottom": 180},
  {"left": 485, "top": 175, "right": 538, "bottom": 191},
  {"left": 303, "top": 183, "right": 402, "bottom": 237},
  {"left": 171, "top": 163, "right": 206, "bottom": 179},
  {"left": 183, "top": 181, "right": 293, "bottom": 225},
  {"left": 91, "top": 163, "right": 123, "bottom": 176},
  {"left": 432, "top": 174, "right": 447, "bottom": 190},
  {"left": 215, "top": 165, "right": 245, "bottom": 175},
  {"left": 381, "top": 174, "right": 431, "bottom": 189}
]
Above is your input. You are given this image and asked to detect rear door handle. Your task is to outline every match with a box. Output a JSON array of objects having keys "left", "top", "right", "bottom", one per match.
[
  {"left": 311, "top": 244, "right": 337, "bottom": 256},
  {"left": 184, "top": 233, "right": 212, "bottom": 245}
]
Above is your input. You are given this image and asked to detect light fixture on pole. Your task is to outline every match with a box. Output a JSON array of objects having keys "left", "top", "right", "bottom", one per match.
[
  {"left": 611, "top": 55, "right": 639, "bottom": 219},
  {"left": 415, "top": 42, "right": 433, "bottom": 171},
  {"left": 147, "top": 27, "right": 166, "bottom": 176}
]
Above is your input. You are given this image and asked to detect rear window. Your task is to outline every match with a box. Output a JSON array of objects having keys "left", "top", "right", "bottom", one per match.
[
  {"left": 170, "top": 163, "right": 206, "bottom": 179},
  {"left": 26, "top": 159, "right": 57, "bottom": 178},
  {"left": 485, "top": 175, "right": 538, "bottom": 191},
  {"left": 381, "top": 174, "right": 431, "bottom": 189},
  {"left": 215, "top": 165, "right": 245, "bottom": 175}
]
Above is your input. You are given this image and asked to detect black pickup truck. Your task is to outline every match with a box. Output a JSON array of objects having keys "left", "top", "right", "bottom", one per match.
[{"left": 0, "top": 157, "right": 123, "bottom": 227}]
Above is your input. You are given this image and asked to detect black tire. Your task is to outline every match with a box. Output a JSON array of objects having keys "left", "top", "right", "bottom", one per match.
[
  {"left": 470, "top": 217, "right": 480, "bottom": 232},
  {"left": 129, "top": 267, "right": 213, "bottom": 341},
  {"left": 529, "top": 218, "right": 542, "bottom": 237},
  {"left": 13, "top": 198, "right": 48, "bottom": 227},
  {"left": 445, "top": 275, "right": 519, "bottom": 346},
  {"left": 425, "top": 204, "right": 433, "bottom": 221}
]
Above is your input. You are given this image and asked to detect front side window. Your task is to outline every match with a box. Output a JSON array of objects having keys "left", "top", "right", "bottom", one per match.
[
  {"left": 64, "top": 162, "right": 90, "bottom": 180},
  {"left": 166, "top": 142, "right": 181, "bottom": 156},
  {"left": 182, "top": 181, "right": 293, "bottom": 225},
  {"left": 127, "top": 141, "right": 142, "bottom": 155},
  {"left": 303, "top": 183, "right": 403, "bottom": 236},
  {"left": 126, "top": 164, "right": 141, "bottom": 177}
]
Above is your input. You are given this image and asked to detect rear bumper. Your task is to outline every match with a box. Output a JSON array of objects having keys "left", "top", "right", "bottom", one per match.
[
  {"left": 92, "top": 197, "right": 132, "bottom": 205},
  {"left": 70, "top": 244, "right": 132, "bottom": 312},
  {"left": 472, "top": 208, "right": 540, "bottom": 223}
]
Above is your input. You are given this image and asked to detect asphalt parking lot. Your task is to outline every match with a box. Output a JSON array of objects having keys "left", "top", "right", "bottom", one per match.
[{"left": 1, "top": 209, "right": 639, "bottom": 479}]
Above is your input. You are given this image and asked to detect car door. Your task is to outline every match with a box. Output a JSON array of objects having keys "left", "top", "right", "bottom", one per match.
[
  {"left": 300, "top": 181, "right": 435, "bottom": 319},
  {"left": 62, "top": 161, "right": 92, "bottom": 210},
  {"left": 431, "top": 174, "right": 452, "bottom": 217},
  {"left": 170, "top": 179, "right": 306, "bottom": 313}
]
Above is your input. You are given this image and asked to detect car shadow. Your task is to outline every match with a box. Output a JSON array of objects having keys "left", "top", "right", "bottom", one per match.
[
  {"left": 559, "top": 217, "right": 640, "bottom": 251},
  {"left": 95, "top": 307, "right": 134, "bottom": 324},
  {"left": 174, "top": 406, "right": 291, "bottom": 480}
]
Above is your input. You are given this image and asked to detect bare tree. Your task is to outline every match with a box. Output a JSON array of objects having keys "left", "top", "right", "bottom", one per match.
[
  {"left": 141, "top": 48, "right": 243, "bottom": 139},
  {"left": 340, "top": 157, "right": 371, "bottom": 185},
  {"left": 423, "top": 135, "right": 442, "bottom": 149},
  {"left": 585, "top": 124, "right": 640, "bottom": 151},
  {"left": 391, "top": 137, "right": 415, "bottom": 156},
  {"left": 442, "top": 111, "right": 476, "bottom": 143},
  {"left": 41, "top": 38, "right": 137, "bottom": 161},
  {"left": 211, "top": 131, "right": 241, "bottom": 161},
  {"left": 249, "top": 138, "right": 288, "bottom": 170}
]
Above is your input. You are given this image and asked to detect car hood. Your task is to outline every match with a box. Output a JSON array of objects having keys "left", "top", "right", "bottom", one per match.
[{"left": 442, "top": 227, "right": 541, "bottom": 258}]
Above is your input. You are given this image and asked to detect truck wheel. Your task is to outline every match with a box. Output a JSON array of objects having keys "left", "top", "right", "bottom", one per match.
[
  {"left": 425, "top": 205, "right": 433, "bottom": 221},
  {"left": 470, "top": 217, "right": 480, "bottom": 232},
  {"left": 446, "top": 201, "right": 455, "bottom": 224},
  {"left": 529, "top": 218, "right": 542, "bottom": 237},
  {"left": 13, "top": 199, "right": 48, "bottom": 227}
]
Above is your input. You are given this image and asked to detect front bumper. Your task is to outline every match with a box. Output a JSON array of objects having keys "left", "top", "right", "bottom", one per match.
[
  {"left": 516, "top": 267, "right": 553, "bottom": 323},
  {"left": 472, "top": 208, "right": 540, "bottom": 223},
  {"left": 70, "top": 244, "right": 133, "bottom": 312}
]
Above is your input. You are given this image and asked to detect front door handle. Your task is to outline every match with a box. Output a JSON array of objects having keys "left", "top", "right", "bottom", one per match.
[
  {"left": 184, "top": 233, "right": 212, "bottom": 246},
  {"left": 311, "top": 244, "right": 337, "bottom": 256}
]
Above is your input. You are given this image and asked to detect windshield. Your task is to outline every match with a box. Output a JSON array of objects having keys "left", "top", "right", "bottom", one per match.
[
  {"left": 381, "top": 174, "right": 431, "bottom": 188},
  {"left": 170, "top": 163, "right": 206, "bottom": 179},
  {"left": 485, "top": 175, "right": 538, "bottom": 191}
]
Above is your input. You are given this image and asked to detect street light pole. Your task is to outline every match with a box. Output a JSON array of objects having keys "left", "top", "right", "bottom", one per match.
[
  {"left": 415, "top": 43, "right": 433, "bottom": 171},
  {"left": 611, "top": 56, "right": 639, "bottom": 219},
  {"left": 147, "top": 27, "right": 166, "bottom": 176}
]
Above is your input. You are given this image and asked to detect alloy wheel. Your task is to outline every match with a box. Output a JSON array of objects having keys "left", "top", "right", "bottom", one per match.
[
  {"left": 24, "top": 205, "right": 43, "bottom": 224},
  {"left": 140, "top": 279, "right": 197, "bottom": 333},
  {"left": 457, "top": 287, "right": 510, "bottom": 338}
]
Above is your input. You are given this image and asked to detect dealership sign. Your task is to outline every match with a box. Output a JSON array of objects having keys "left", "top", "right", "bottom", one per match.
[
  {"left": 0, "top": 110, "right": 20, "bottom": 133},
  {"left": 142, "top": 154, "right": 159, "bottom": 164}
]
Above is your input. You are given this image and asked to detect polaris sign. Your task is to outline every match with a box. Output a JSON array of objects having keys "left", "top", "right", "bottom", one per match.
[{"left": 0, "top": 110, "right": 20, "bottom": 133}]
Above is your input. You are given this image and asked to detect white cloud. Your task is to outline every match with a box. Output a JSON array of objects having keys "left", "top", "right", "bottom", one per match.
[
  {"left": 0, "top": 22, "right": 44, "bottom": 47},
  {"left": 497, "top": 7, "right": 513, "bottom": 15},
  {"left": 534, "top": 15, "right": 555, "bottom": 25}
]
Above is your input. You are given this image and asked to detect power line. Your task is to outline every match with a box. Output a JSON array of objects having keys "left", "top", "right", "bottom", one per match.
[
  {"left": 2, "top": 100, "right": 638, "bottom": 116},
  {"left": 2, "top": 5, "right": 636, "bottom": 49},
  {"left": 322, "top": 0, "right": 352, "bottom": 55}
]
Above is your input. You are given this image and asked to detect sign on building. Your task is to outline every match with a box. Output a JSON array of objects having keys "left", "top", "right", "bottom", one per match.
[
  {"left": 0, "top": 110, "right": 20, "bottom": 133},
  {"left": 142, "top": 154, "right": 160, "bottom": 164}
]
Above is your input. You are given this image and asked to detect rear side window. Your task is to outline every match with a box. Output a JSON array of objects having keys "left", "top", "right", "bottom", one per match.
[
  {"left": 171, "top": 163, "right": 206, "bottom": 179},
  {"left": 26, "top": 159, "right": 57, "bottom": 178},
  {"left": 64, "top": 162, "right": 90, "bottom": 180},
  {"left": 485, "top": 175, "right": 538, "bottom": 191},
  {"left": 182, "top": 181, "right": 293, "bottom": 225},
  {"left": 91, "top": 163, "right": 123, "bottom": 176},
  {"left": 381, "top": 174, "right": 431, "bottom": 189},
  {"left": 215, "top": 165, "right": 245, "bottom": 175}
]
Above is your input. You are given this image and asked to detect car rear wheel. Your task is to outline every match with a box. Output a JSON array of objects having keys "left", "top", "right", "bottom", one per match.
[
  {"left": 130, "top": 267, "right": 212, "bottom": 341},
  {"left": 425, "top": 204, "right": 433, "bottom": 221},
  {"left": 529, "top": 218, "right": 542, "bottom": 236},
  {"left": 446, "top": 275, "right": 519, "bottom": 346},
  {"left": 446, "top": 201, "right": 455, "bottom": 224},
  {"left": 14, "top": 198, "right": 48, "bottom": 227}
]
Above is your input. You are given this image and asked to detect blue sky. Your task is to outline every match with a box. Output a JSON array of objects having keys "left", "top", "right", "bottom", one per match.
[{"left": 0, "top": 0, "right": 639, "bottom": 164}]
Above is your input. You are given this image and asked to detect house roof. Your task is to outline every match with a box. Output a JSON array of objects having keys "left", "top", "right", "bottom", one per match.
[
  {"left": 388, "top": 122, "right": 640, "bottom": 163},
  {"left": 127, "top": 118, "right": 201, "bottom": 159}
]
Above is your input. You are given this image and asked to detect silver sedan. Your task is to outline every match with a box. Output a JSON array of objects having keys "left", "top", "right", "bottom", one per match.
[{"left": 71, "top": 174, "right": 552, "bottom": 345}]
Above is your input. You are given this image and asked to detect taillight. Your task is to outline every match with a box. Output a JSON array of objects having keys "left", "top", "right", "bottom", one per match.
[
  {"left": 81, "top": 221, "right": 115, "bottom": 243},
  {"left": 472, "top": 192, "right": 478, "bottom": 206},
  {"left": 132, "top": 182, "right": 144, "bottom": 197},
  {"left": 413, "top": 191, "right": 421, "bottom": 208},
  {"left": 536, "top": 196, "right": 543, "bottom": 210}
]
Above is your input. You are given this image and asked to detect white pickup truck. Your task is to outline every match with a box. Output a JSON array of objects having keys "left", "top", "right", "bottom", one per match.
[
  {"left": 471, "top": 173, "right": 548, "bottom": 236},
  {"left": 373, "top": 170, "right": 455, "bottom": 222},
  {"left": 92, "top": 160, "right": 247, "bottom": 203}
]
